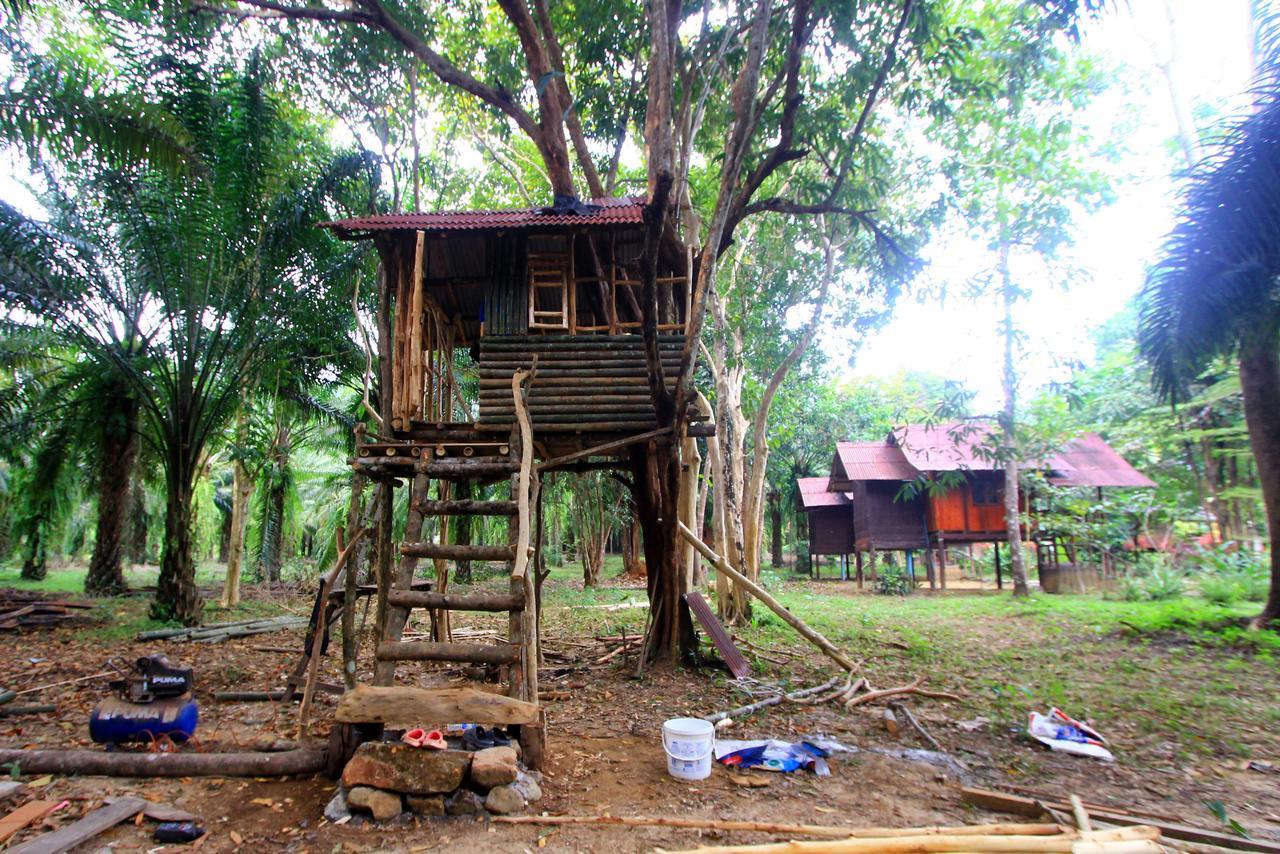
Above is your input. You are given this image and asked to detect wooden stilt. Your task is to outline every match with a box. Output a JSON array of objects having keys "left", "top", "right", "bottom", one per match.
[
  {"left": 995, "top": 542, "right": 1004, "bottom": 590},
  {"left": 855, "top": 550, "right": 864, "bottom": 589},
  {"left": 938, "top": 536, "right": 947, "bottom": 590}
]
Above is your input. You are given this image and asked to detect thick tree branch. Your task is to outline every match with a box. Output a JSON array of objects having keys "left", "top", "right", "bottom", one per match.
[{"left": 530, "top": 0, "right": 605, "bottom": 198}]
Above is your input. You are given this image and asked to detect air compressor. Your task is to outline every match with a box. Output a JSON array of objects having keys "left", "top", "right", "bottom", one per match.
[{"left": 89, "top": 655, "right": 198, "bottom": 746}]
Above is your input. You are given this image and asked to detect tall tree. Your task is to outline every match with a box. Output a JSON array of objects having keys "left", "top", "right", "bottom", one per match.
[{"left": 1139, "top": 56, "right": 1280, "bottom": 628}]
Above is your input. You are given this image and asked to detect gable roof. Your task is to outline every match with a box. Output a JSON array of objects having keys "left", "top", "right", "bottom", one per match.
[
  {"left": 890, "top": 421, "right": 1001, "bottom": 472},
  {"left": 320, "top": 196, "right": 645, "bottom": 238},
  {"left": 1047, "top": 432, "right": 1157, "bottom": 489},
  {"left": 797, "top": 477, "right": 851, "bottom": 509},
  {"left": 834, "top": 441, "right": 917, "bottom": 481}
]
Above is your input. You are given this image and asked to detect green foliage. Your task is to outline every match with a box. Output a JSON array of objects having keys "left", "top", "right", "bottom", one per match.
[
  {"left": 1116, "top": 555, "right": 1185, "bottom": 602},
  {"left": 1189, "top": 546, "right": 1269, "bottom": 605},
  {"left": 874, "top": 560, "right": 916, "bottom": 596}
]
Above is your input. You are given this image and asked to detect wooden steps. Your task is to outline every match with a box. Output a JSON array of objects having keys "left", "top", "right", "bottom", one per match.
[
  {"left": 386, "top": 589, "right": 524, "bottom": 613},
  {"left": 399, "top": 543, "right": 515, "bottom": 561},
  {"left": 375, "top": 640, "right": 521, "bottom": 665}
]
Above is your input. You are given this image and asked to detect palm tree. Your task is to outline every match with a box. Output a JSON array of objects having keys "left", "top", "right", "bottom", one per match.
[
  {"left": 1138, "top": 69, "right": 1280, "bottom": 629},
  {"left": 0, "top": 56, "right": 375, "bottom": 623}
]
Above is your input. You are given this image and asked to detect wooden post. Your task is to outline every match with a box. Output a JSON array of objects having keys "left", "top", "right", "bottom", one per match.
[
  {"left": 994, "top": 542, "right": 1004, "bottom": 590},
  {"left": 855, "top": 550, "right": 864, "bottom": 589},
  {"left": 925, "top": 542, "right": 936, "bottom": 591},
  {"left": 869, "top": 548, "right": 878, "bottom": 582},
  {"left": 938, "top": 536, "right": 947, "bottom": 590},
  {"left": 906, "top": 551, "right": 915, "bottom": 586}
]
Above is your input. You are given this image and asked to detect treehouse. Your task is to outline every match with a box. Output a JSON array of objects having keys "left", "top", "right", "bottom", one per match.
[
  {"left": 319, "top": 196, "right": 695, "bottom": 768},
  {"left": 799, "top": 424, "right": 1155, "bottom": 591}
]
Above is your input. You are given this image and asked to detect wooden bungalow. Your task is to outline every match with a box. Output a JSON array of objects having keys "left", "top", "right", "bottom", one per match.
[
  {"left": 319, "top": 196, "right": 698, "bottom": 767},
  {"left": 796, "top": 476, "right": 854, "bottom": 578},
  {"left": 798, "top": 423, "right": 1155, "bottom": 591}
]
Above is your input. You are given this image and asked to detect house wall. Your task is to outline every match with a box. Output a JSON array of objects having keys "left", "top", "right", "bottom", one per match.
[
  {"left": 853, "top": 481, "right": 927, "bottom": 550},
  {"left": 482, "top": 234, "right": 529, "bottom": 336},
  {"left": 806, "top": 506, "right": 854, "bottom": 555},
  {"left": 927, "top": 472, "right": 1005, "bottom": 540}
]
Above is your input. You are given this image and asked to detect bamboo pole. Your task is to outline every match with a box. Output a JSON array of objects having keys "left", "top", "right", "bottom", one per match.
[
  {"left": 678, "top": 522, "right": 858, "bottom": 673},
  {"left": 493, "top": 816, "right": 1065, "bottom": 840},
  {"left": 657, "top": 826, "right": 1162, "bottom": 854},
  {"left": 299, "top": 525, "right": 366, "bottom": 728}
]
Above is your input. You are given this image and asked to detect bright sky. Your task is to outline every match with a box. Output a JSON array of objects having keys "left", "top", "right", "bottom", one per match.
[{"left": 838, "top": 0, "right": 1255, "bottom": 412}]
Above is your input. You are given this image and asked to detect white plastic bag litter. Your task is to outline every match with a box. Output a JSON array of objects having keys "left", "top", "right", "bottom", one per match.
[{"left": 1027, "top": 708, "right": 1113, "bottom": 762}]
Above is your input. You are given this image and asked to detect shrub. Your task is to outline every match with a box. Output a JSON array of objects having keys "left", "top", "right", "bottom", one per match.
[
  {"left": 1188, "top": 545, "right": 1269, "bottom": 604},
  {"left": 875, "top": 561, "right": 915, "bottom": 596}
]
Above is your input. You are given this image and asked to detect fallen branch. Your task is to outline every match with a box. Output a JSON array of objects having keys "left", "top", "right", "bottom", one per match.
[
  {"left": 678, "top": 522, "right": 857, "bottom": 672},
  {"left": 844, "top": 678, "right": 961, "bottom": 708},
  {"left": 707, "top": 677, "right": 842, "bottom": 724},
  {"left": 0, "top": 747, "right": 328, "bottom": 777},
  {"left": 492, "top": 815, "right": 1065, "bottom": 840},
  {"left": 888, "top": 701, "right": 941, "bottom": 752}
]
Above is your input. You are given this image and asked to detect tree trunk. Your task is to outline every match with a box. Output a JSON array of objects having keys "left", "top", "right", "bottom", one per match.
[
  {"left": 453, "top": 479, "right": 473, "bottom": 584},
  {"left": 998, "top": 244, "right": 1029, "bottom": 597},
  {"left": 635, "top": 442, "right": 696, "bottom": 662},
  {"left": 769, "top": 491, "right": 783, "bottom": 568},
  {"left": 86, "top": 394, "right": 138, "bottom": 596},
  {"left": 21, "top": 522, "right": 47, "bottom": 581},
  {"left": 152, "top": 473, "right": 202, "bottom": 625},
  {"left": 1238, "top": 346, "right": 1280, "bottom": 628},
  {"left": 221, "top": 454, "right": 255, "bottom": 607},
  {"left": 128, "top": 477, "right": 148, "bottom": 565}
]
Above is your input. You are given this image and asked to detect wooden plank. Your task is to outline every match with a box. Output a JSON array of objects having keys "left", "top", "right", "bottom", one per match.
[
  {"left": 8, "top": 797, "right": 146, "bottom": 854},
  {"left": 0, "top": 800, "right": 59, "bottom": 845},
  {"left": 959, "top": 787, "right": 1280, "bottom": 853},
  {"left": 684, "top": 592, "right": 751, "bottom": 679},
  {"left": 335, "top": 685, "right": 539, "bottom": 726},
  {"left": 386, "top": 589, "right": 524, "bottom": 612},
  {"left": 375, "top": 640, "right": 522, "bottom": 665},
  {"left": 399, "top": 543, "right": 515, "bottom": 561}
]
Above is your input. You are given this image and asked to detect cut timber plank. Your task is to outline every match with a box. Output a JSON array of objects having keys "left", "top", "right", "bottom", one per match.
[
  {"left": 375, "top": 640, "right": 521, "bottom": 665},
  {"left": 0, "top": 800, "right": 59, "bottom": 844},
  {"left": 960, "top": 787, "right": 1280, "bottom": 853},
  {"left": 8, "top": 797, "right": 146, "bottom": 854},
  {"left": 387, "top": 589, "right": 524, "bottom": 612},
  {"left": 684, "top": 591, "right": 751, "bottom": 679},
  {"left": 399, "top": 543, "right": 515, "bottom": 561},
  {"left": 335, "top": 685, "right": 540, "bottom": 727}
]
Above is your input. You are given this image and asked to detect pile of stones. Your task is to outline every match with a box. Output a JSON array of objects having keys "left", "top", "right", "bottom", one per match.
[{"left": 327, "top": 740, "right": 542, "bottom": 823}]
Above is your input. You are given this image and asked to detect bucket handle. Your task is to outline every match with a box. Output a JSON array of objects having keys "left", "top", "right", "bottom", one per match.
[{"left": 662, "top": 730, "right": 714, "bottom": 763}]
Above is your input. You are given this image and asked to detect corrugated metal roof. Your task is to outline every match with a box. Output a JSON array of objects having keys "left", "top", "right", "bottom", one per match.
[
  {"left": 1047, "top": 432, "right": 1157, "bottom": 488},
  {"left": 319, "top": 196, "right": 645, "bottom": 235},
  {"left": 797, "top": 477, "right": 850, "bottom": 509},
  {"left": 890, "top": 422, "right": 1001, "bottom": 472},
  {"left": 835, "top": 441, "right": 917, "bottom": 481}
]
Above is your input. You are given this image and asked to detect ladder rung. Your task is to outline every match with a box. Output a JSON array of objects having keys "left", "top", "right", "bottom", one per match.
[
  {"left": 387, "top": 589, "right": 524, "bottom": 613},
  {"left": 375, "top": 640, "right": 521, "bottom": 665},
  {"left": 400, "top": 543, "right": 516, "bottom": 561},
  {"left": 415, "top": 499, "right": 518, "bottom": 516}
]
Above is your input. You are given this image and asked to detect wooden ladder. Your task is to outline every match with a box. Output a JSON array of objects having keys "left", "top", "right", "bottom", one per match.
[{"left": 371, "top": 370, "right": 542, "bottom": 765}]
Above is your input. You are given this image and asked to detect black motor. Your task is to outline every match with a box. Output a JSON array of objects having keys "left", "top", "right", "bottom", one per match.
[{"left": 109, "top": 654, "right": 193, "bottom": 704}]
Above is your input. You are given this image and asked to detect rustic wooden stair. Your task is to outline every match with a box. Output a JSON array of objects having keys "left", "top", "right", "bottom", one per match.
[{"left": 360, "top": 368, "right": 543, "bottom": 767}]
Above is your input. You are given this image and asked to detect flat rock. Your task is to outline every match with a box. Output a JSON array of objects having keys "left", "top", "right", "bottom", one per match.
[
  {"left": 470, "top": 746, "right": 518, "bottom": 788},
  {"left": 484, "top": 784, "right": 525, "bottom": 815},
  {"left": 323, "top": 787, "right": 352, "bottom": 822},
  {"left": 405, "top": 794, "right": 445, "bottom": 816},
  {"left": 445, "top": 789, "right": 485, "bottom": 816},
  {"left": 343, "top": 742, "right": 471, "bottom": 794},
  {"left": 348, "top": 785, "right": 402, "bottom": 822}
]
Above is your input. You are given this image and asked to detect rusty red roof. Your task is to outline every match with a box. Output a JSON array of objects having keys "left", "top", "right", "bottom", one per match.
[
  {"left": 890, "top": 421, "right": 1001, "bottom": 472},
  {"left": 797, "top": 477, "right": 850, "bottom": 509},
  {"left": 834, "top": 441, "right": 917, "bottom": 481},
  {"left": 319, "top": 196, "right": 645, "bottom": 236},
  {"left": 1047, "top": 432, "right": 1157, "bottom": 489}
]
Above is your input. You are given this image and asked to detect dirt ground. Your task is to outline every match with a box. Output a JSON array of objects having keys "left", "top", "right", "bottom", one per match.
[{"left": 0, "top": 580, "right": 1277, "bottom": 853}]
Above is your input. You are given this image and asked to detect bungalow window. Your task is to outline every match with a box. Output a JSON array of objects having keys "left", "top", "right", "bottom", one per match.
[{"left": 971, "top": 478, "right": 1002, "bottom": 506}]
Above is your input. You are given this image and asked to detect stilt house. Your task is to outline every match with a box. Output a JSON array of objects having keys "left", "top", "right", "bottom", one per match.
[
  {"left": 320, "top": 196, "right": 694, "bottom": 766},
  {"left": 797, "top": 423, "right": 1155, "bottom": 589}
]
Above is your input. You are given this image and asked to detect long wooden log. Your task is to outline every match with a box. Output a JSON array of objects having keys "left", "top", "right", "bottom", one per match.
[
  {"left": 492, "top": 816, "right": 1066, "bottom": 840},
  {"left": 475, "top": 420, "right": 660, "bottom": 432},
  {"left": 482, "top": 404, "right": 657, "bottom": 415},
  {"left": 678, "top": 522, "right": 858, "bottom": 673},
  {"left": 386, "top": 589, "right": 524, "bottom": 612},
  {"left": 418, "top": 460, "right": 519, "bottom": 477},
  {"left": 0, "top": 748, "right": 328, "bottom": 777},
  {"left": 414, "top": 499, "right": 518, "bottom": 516},
  {"left": 375, "top": 640, "right": 521, "bottom": 665}
]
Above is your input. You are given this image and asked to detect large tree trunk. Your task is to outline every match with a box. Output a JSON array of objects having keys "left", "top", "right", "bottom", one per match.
[
  {"left": 152, "top": 472, "right": 202, "bottom": 625},
  {"left": 86, "top": 394, "right": 138, "bottom": 596},
  {"left": 20, "top": 522, "right": 47, "bottom": 581},
  {"left": 128, "top": 477, "right": 148, "bottom": 565},
  {"left": 1238, "top": 346, "right": 1280, "bottom": 628},
  {"left": 634, "top": 443, "right": 696, "bottom": 662},
  {"left": 453, "top": 479, "right": 473, "bottom": 584},
  {"left": 769, "top": 491, "right": 784, "bottom": 568},
  {"left": 998, "top": 244, "right": 1029, "bottom": 596}
]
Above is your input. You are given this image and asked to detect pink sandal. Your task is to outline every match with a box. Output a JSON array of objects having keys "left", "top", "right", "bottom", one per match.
[{"left": 402, "top": 728, "right": 447, "bottom": 750}]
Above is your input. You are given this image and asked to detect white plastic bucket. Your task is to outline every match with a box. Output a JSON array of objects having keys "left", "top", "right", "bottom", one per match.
[{"left": 662, "top": 717, "right": 714, "bottom": 781}]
